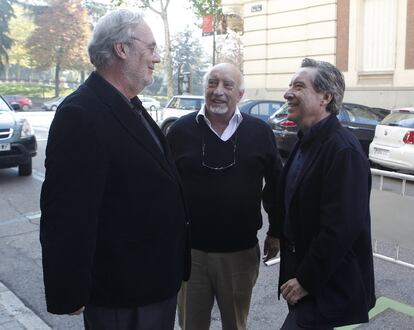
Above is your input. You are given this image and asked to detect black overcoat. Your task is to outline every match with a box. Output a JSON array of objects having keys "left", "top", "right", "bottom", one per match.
[
  {"left": 277, "top": 115, "right": 376, "bottom": 328},
  {"left": 40, "top": 72, "right": 190, "bottom": 314}
]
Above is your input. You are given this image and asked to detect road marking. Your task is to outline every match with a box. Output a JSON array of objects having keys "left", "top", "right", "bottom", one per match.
[
  {"left": 336, "top": 296, "right": 414, "bottom": 329},
  {"left": 0, "top": 211, "right": 41, "bottom": 226},
  {"left": 32, "top": 170, "right": 45, "bottom": 182}
]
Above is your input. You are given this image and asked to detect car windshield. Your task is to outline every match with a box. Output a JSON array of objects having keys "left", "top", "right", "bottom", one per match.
[
  {"left": 0, "top": 97, "right": 12, "bottom": 112},
  {"left": 381, "top": 111, "right": 414, "bottom": 128},
  {"left": 270, "top": 103, "right": 288, "bottom": 119},
  {"left": 167, "top": 97, "right": 203, "bottom": 110},
  {"left": 342, "top": 104, "right": 383, "bottom": 125}
]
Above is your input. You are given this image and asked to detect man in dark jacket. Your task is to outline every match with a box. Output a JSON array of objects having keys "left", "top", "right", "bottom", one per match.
[
  {"left": 39, "top": 9, "right": 189, "bottom": 330},
  {"left": 167, "top": 63, "right": 282, "bottom": 330},
  {"left": 275, "top": 58, "right": 376, "bottom": 329}
]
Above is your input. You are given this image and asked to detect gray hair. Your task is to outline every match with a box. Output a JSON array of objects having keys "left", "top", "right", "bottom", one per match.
[
  {"left": 88, "top": 9, "right": 145, "bottom": 68},
  {"left": 301, "top": 58, "right": 345, "bottom": 115},
  {"left": 203, "top": 63, "right": 245, "bottom": 93}
]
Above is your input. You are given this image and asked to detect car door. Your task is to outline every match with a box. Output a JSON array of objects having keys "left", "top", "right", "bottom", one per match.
[{"left": 339, "top": 104, "right": 383, "bottom": 155}]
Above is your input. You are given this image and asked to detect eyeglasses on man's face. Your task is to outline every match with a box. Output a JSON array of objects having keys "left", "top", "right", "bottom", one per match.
[
  {"left": 201, "top": 134, "right": 237, "bottom": 171},
  {"left": 129, "top": 37, "right": 159, "bottom": 56}
]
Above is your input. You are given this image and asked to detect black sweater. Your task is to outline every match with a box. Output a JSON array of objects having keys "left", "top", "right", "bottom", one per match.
[{"left": 167, "top": 112, "right": 282, "bottom": 252}]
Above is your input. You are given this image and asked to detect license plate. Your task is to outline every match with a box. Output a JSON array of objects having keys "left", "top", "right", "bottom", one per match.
[
  {"left": 0, "top": 143, "right": 11, "bottom": 152},
  {"left": 374, "top": 148, "right": 390, "bottom": 157}
]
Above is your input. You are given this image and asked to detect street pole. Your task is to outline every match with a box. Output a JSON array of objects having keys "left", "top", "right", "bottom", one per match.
[{"left": 212, "top": 0, "right": 216, "bottom": 65}]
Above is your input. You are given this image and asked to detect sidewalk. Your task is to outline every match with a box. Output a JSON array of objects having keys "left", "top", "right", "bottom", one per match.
[{"left": 0, "top": 281, "right": 50, "bottom": 330}]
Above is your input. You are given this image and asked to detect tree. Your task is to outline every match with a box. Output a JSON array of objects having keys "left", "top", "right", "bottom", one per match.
[
  {"left": 84, "top": 0, "right": 114, "bottom": 25},
  {"left": 216, "top": 30, "right": 243, "bottom": 72},
  {"left": 0, "top": 0, "right": 14, "bottom": 71},
  {"left": 113, "top": 0, "right": 174, "bottom": 98},
  {"left": 26, "top": 0, "right": 91, "bottom": 96},
  {"left": 171, "top": 29, "right": 208, "bottom": 95},
  {"left": 6, "top": 4, "right": 35, "bottom": 79}
]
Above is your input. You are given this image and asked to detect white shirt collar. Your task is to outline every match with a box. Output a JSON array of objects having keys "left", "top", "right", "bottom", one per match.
[{"left": 196, "top": 105, "right": 243, "bottom": 141}]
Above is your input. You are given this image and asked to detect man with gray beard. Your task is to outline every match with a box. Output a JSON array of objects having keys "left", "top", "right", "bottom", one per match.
[
  {"left": 40, "top": 9, "right": 190, "bottom": 329},
  {"left": 167, "top": 63, "right": 282, "bottom": 330}
]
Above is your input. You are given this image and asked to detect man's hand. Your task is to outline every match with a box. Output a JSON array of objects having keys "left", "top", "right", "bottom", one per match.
[
  {"left": 69, "top": 306, "right": 85, "bottom": 315},
  {"left": 263, "top": 235, "right": 280, "bottom": 262},
  {"left": 281, "top": 278, "right": 308, "bottom": 305}
]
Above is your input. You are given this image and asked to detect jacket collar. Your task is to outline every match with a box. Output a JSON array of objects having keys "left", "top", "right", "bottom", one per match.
[
  {"left": 282, "top": 114, "right": 340, "bottom": 205},
  {"left": 84, "top": 72, "right": 177, "bottom": 180}
]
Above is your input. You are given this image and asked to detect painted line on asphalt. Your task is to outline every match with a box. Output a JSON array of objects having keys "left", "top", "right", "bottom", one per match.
[
  {"left": 0, "top": 211, "right": 41, "bottom": 226},
  {"left": 0, "top": 281, "right": 51, "bottom": 329},
  {"left": 32, "top": 169, "right": 45, "bottom": 183},
  {"left": 336, "top": 296, "right": 414, "bottom": 329}
]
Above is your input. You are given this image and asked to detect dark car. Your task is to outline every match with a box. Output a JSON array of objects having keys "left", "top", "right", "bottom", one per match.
[
  {"left": 0, "top": 95, "right": 37, "bottom": 175},
  {"left": 239, "top": 99, "right": 285, "bottom": 122},
  {"left": 268, "top": 102, "right": 389, "bottom": 158},
  {"left": 3, "top": 95, "right": 33, "bottom": 111}
]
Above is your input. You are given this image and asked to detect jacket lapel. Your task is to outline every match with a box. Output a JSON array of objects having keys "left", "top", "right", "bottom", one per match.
[
  {"left": 284, "top": 115, "right": 339, "bottom": 208},
  {"left": 85, "top": 72, "right": 177, "bottom": 180}
]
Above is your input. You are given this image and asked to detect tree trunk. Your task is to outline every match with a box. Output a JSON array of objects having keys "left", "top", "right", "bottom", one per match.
[
  {"left": 161, "top": 12, "right": 173, "bottom": 98},
  {"left": 54, "top": 62, "right": 61, "bottom": 97},
  {"left": 4, "top": 64, "right": 9, "bottom": 80}
]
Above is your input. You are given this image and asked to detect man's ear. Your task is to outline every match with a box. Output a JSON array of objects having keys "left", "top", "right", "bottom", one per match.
[
  {"left": 113, "top": 42, "right": 128, "bottom": 60},
  {"left": 238, "top": 89, "right": 245, "bottom": 102},
  {"left": 321, "top": 92, "right": 333, "bottom": 106}
]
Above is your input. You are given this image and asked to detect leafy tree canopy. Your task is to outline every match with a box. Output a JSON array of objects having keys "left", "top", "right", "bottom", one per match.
[
  {"left": 189, "top": 0, "right": 221, "bottom": 17},
  {"left": 0, "top": 0, "right": 15, "bottom": 70}
]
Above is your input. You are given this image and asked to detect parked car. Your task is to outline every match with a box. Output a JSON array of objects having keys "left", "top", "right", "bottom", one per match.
[
  {"left": 369, "top": 107, "right": 414, "bottom": 173},
  {"left": 268, "top": 102, "right": 389, "bottom": 158},
  {"left": 3, "top": 95, "right": 32, "bottom": 111},
  {"left": 239, "top": 99, "right": 285, "bottom": 122},
  {"left": 0, "top": 95, "right": 37, "bottom": 176},
  {"left": 159, "top": 95, "right": 204, "bottom": 134},
  {"left": 41, "top": 96, "right": 66, "bottom": 111},
  {"left": 141, "top": 97, "right": 160, "bottom": 111}
]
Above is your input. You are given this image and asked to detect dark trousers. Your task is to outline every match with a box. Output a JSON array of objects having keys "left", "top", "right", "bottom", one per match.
[
  {"left": 83, "top": 295, "right": 177, "bottom": 330},
  {"left": 280, "top": 308, "right": 333, "bottom": 330}
]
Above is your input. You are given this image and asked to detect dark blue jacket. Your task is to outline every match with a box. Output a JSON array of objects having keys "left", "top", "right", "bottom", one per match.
[{"left": 277, "top": 114, "right": 376, "bottom": 327}]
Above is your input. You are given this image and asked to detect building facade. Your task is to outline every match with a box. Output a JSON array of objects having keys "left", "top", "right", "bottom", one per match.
[{"left": 222, "top": 0, "right": 414, "bottom": 109}]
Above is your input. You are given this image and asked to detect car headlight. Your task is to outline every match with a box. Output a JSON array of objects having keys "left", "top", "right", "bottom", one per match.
[{"left": 20, "top": 119, "right": 35, "bottom": 138}]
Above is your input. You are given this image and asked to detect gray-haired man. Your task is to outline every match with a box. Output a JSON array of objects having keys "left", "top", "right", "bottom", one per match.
[
  {"left": 40, "top": 9, "right": 190, "bottom": 330},
  {"left": 276, "top": 58, "right": 375, "bottom": 329}
]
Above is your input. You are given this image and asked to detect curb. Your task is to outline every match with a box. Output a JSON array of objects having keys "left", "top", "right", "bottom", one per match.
[{"left": 0, "top": 281, "right": 51, "bottom": 330}]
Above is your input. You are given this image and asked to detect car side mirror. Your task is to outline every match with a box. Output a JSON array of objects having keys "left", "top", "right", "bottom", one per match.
[{"left": 11, "top": 103, "right": 22, "bottom": 111}]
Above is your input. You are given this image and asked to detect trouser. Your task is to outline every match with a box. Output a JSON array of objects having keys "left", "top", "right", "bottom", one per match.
[
  {"left": 178, "top": 245, "right": 260, "bottom": 330},
  {"left": 83, "top": 295, "right": 177, "bottom": 330},
  {"left": 280, "top": 308, "right": 333, "bottom": 330}
]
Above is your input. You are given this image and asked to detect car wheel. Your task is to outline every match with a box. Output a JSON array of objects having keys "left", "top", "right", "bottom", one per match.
[
  {"left": 22, "top": 105, "right": 29, "bottom": 111},
  {"left": 51, "top": 105, "right": 57, "bottom": 111},
  {"left": 162, "top": 121, "right": 175, "bottom": 135},
  {"left": 150, "top": 105, "right": 156, "bottom": 111},
  {"left": 18, "top": 158, "right": 32, "bottom": 176}
]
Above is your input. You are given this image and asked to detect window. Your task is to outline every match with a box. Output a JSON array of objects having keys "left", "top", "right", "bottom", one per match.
[
  {"left": 382, "top": 112, "right": 414, "bottom": 128},
  {"left": 343, "top": 105, "right": 383, "bottom": 125},
  {"left": 250, "top": 102, "right": 282, "bottom": 116},
  {"left": 361, "top": 0, "right": 397, "bottom": 72}
]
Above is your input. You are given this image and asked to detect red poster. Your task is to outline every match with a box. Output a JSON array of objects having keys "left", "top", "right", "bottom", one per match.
[{"left": 202, "top": 15, "right": 213, "bottom": 36}]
